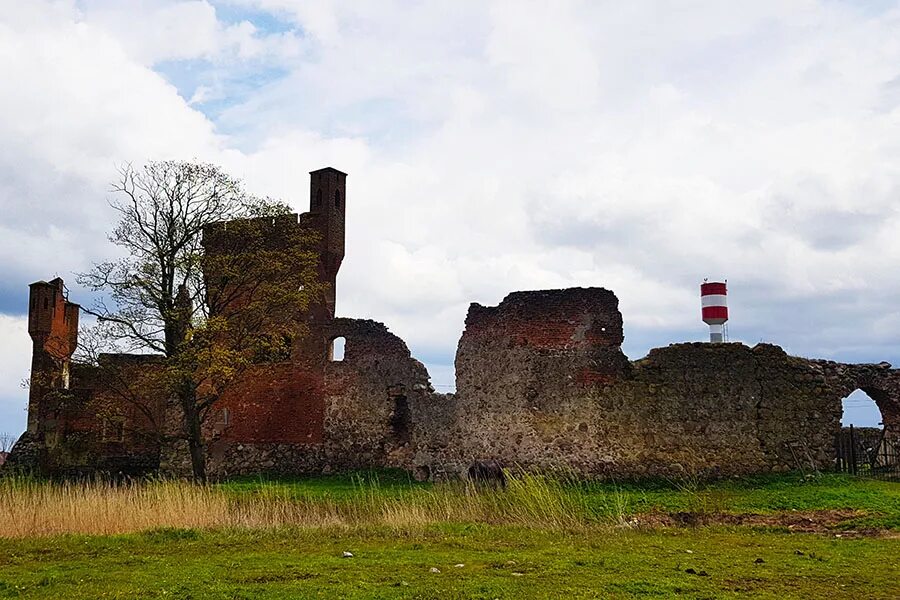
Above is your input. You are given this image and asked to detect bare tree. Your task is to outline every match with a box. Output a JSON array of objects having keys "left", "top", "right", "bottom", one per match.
[
  {"left": 0, "top": 432, "right": 15, "bottom": 454},
  {"left": 78, "top": 161, "right": 320, "bottom": 481}
]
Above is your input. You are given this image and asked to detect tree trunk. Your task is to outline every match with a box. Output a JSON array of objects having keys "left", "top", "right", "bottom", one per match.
[{"left": 179, "top": 386, "right": 207, "bottom": 483}]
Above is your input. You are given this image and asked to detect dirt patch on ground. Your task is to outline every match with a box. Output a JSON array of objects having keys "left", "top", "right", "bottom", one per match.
[{"left": 634, "top": 509, "right": 890, "bottom": 537}]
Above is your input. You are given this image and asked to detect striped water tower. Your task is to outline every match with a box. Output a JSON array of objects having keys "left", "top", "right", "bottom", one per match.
[{"left": 700, "top": 281, "right": 728, "bottom": 342}]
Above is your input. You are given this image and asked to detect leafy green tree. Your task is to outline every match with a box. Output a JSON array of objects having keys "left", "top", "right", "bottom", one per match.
[{"left": 79, "top": 161, "right": 320, "bottom": 480}]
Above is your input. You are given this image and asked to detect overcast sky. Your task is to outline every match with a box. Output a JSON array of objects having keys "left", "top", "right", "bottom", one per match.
[{"left": 1, "top": 0, "right": 897, "bottom": 435}]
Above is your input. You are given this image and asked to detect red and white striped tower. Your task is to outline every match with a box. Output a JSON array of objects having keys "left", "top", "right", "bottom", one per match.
[{"left": 700, "top": 281, "right": 728, "bottom": 342}]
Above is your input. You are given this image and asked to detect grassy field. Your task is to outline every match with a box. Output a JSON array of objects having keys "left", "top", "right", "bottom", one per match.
[
  {"left": 1, "top": 525, "right": 898, "bottom": 599},
  {"left": 0, "top": 471, "right": 898, "bottom": 598},
  {"left": 222, "top": 470, "right": 900, "bottom": 528}
]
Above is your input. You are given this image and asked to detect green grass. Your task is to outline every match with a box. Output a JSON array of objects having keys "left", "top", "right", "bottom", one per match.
[
  {"left": 221, "top": 468, "right": 427, "bottom": 501},
  {"left": 582, "top": 473, "right": 900, "bottom": 517},
  {"left": 1, "top": 472, "right": 898, "bottom": 598},
  {"left": 0, "top": 525, "right": 897, "bottom": 599},
  {"left": 218, "top": 471, "right": 900, "bottom": 529}
]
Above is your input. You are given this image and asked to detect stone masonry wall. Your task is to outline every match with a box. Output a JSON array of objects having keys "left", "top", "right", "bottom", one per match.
[
  {"left": 199, "top": 317, "right": 433, "bottom": 477},
  {"left": 15, "top": 283, "right": 900, "bottom": 481},
  {"left": 411, "top": 288, "right": 900, "bottom": 479}
]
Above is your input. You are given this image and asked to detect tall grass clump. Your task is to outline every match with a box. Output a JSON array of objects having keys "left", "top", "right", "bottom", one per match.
[
  {"left": 0, "top": 475, "right": 229, "bottom": 537},
  {"left": 367, "top": 470, "right": 598, "bottom": 529},
  {"left": 0, "top": 470, "right": 620, "bottom": 539}
]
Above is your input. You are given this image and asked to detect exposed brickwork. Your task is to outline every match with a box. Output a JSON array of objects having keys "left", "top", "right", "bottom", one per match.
[
  {"left": 463, "top": 288, "right": 624, "bottom": 350},
  {"left": 25, "top": 278, "right": 79, "bottom": 434},
  {"left": 9, "top": 168, "right": 900, "bottom": 481},
  {"left": 7, "top": 354, "right": 166, "bottom": 475},
  {"left": 199, "top": 317, "right": 432, "bottom": 477},
  {"left": 213, "top": 364, "right": 324, "bottom": 444}
]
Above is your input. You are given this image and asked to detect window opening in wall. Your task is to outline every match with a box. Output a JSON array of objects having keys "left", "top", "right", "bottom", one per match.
[
  {"left": 102, "top": 417, "right": 125, "bottom": 442},
  {"left": 222, "top": 408, "right": 231, "bottom": 426},
  {"left": 330, "top": 336, "right": 346, "bottom": 361},
  {"left": 335, "top": 189, "right": 341, "bottom": 209},
  {"left": 43, "top": 298, "right": 48, "bottom": 309},
  {"left": 390, "top": 395, "right": 411, "bottom": 444},
  {"left": 316, "top": 188, "right": 323, "bottom": 208}
]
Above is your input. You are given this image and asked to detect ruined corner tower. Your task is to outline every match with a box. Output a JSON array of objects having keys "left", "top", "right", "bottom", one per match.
[
  {"left": 26, "top": 278, "right": 79, "bottom": 433},
  {"left": 200, "top": 167, "right": 347, "bottom": 325}
]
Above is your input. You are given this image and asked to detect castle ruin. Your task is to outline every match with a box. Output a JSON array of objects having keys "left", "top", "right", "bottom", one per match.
[{"left": 6, "top": 168, "right": 900, "bottom": 479}]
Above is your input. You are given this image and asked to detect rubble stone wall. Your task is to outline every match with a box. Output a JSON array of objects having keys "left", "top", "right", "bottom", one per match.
[
  {"left": 410, "top": 289, "right": 900, "bottom": 479},
  {"left": 12, "top": 284, "right": 900, "bottom": 481},
  {"left": 201, "top": 317, "right": 433, "bottom": 477}
]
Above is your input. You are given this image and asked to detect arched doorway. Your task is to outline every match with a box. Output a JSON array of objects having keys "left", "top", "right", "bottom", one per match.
[
  {"left": 837, "top": 389, "right": 895, "bottom": 477},
  {"left": 841, "top": 389, "right": 883, "bottom": 428}
]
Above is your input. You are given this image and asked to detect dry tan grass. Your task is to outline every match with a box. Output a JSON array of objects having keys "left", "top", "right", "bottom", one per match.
[
  {"left": 0, "top": 472, "right": 609, "bottom": 539},
  {"left": 0, "top": 478, "right": 347, "bottom": 538}
]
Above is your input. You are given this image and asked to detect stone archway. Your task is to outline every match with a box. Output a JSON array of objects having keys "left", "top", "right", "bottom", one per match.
[
  {"left": 837, "top": 388, "right": 885, "bottom": 473},
  {"left": 841, "top": 389, "right": 883, "bottom": 429},
  {"left": 817, "top": 360, "right": 900, "bottom": 443},
  {"left": 864, "top": 379, "right": 900, "bottom": 443}
]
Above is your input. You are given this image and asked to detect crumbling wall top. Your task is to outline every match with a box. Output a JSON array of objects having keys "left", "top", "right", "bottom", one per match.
[
  {"left": 463, "top": 287, "right": 624, "bottom": 350},
  {"left": 327, "top": 317, "right": 416, "bottom": 363}
]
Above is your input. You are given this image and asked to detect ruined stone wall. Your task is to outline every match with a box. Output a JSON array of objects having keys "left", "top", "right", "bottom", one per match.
[
  {"left": 411, "top": 288, "right": 900, "bottom": 480},
  {"left": 199, "top": 317, "right": 433, "bottom": 477},
  {"left": 9, "top": 355, "right": 166, "bottom": 476},
  {"left": 812, "top": 360, "right": 900, "bottom": 442},
  {"left": 13, "top": 276, "right": 899, "bottom": 481},
  {"left": 412, "top": 289, "right": 635, "bottom": 478},
  {"left": 16, "top": 164, "right": 898, "bottom": 482},
  {"left": 630, "top": 343, "right": 842, "bottom": 474}
]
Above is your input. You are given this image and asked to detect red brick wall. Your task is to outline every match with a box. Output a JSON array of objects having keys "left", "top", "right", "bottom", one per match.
[
  {"left": 37, "top": 357, "right": 166, "bottom": 474},
  {"left": 215, "top": 363, "right": 325, "bottom": 444}
]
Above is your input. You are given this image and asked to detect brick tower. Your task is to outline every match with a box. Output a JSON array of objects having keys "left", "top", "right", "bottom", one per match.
[
  {"left": 26, "top": 278, "right": 79, "bottom": 433},
  {"left": 308, "top": 167, "right": 346, "bottom": 319}
]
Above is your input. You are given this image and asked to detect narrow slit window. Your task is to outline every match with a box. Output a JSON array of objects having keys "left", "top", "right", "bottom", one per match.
[
  {"left": 391, "top": 395, "right": 411, "bottom": 444},
  {"left": 334, "top": 189, "right": 342, "bottom": 209}
]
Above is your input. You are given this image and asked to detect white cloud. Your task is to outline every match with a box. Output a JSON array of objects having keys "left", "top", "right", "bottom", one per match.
[
  {"left": 0, "top": 0, "right": 229, "bottom": 308},
  {"left": 0, "top": 316, "right": 31, "bottom": 435},
  {"left": 77, "top": 0, "right": 303, "bottom": 64},
  {"left": 1, "top": 0, "right": 899, "bottom": 432}
]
